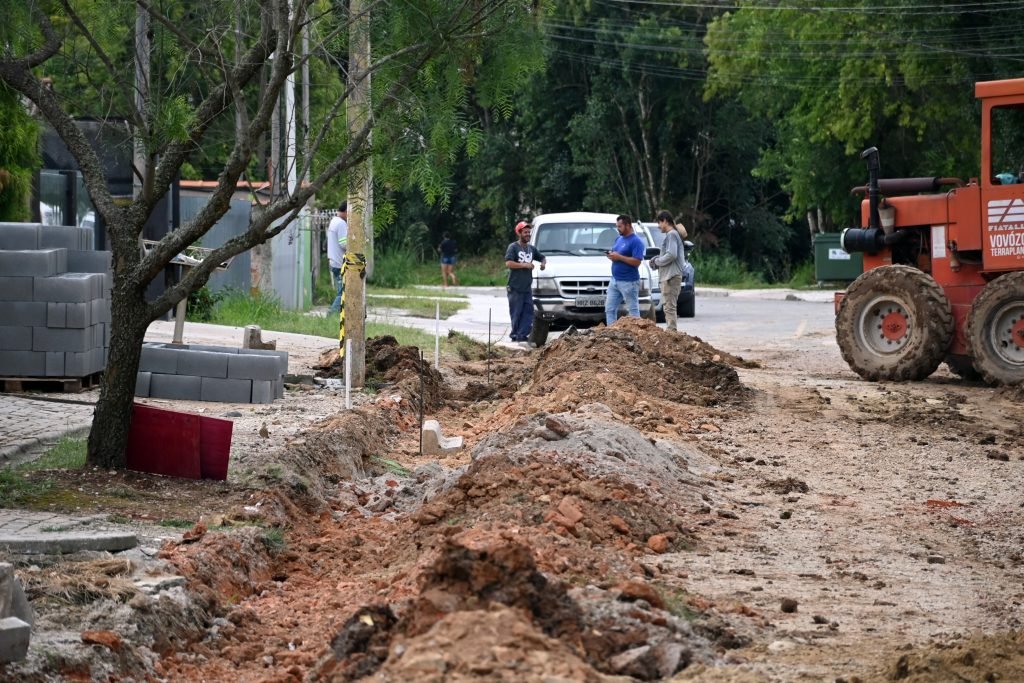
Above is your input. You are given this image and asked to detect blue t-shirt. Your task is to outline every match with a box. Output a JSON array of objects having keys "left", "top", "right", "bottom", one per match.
[{"left": 610, "top": 233, "right": 645, "bottom": 282}]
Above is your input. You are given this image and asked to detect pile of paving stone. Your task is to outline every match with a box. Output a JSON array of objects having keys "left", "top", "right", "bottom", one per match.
[{"left": 0, "top": 222, "right": 110, "bottom": 379}]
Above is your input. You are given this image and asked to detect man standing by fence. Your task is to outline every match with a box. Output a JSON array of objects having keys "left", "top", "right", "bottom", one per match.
[{"left": 327, "top": 202, "right": 348, "bottom": 313}]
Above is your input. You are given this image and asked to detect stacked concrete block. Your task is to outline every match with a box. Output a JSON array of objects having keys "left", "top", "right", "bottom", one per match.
[
  {"left": 0, "top": 223, "right": 111, "bottom": 379},
  {"left": 137, "top": 342, "right": 288, "bottom": 404},
  {"left": 0, "top": 562, "right": 33, "bottom": 663}
]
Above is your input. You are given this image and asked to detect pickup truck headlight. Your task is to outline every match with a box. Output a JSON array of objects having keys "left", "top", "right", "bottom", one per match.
[{"left": 533, "top": 277, "right": 558, "bottom": 294}]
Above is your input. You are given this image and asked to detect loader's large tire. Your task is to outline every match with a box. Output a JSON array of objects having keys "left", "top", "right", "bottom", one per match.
[
  {"left": 966, "top": 272, "right": 1024, "bottom": 385},
  {"left": 836, "top": 265, "right": 952, "bottom": 381}
]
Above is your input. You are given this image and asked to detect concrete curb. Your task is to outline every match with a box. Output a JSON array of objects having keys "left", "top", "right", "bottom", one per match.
[{"left": 0, "top": 531, "right": 138, "bottom": 555}]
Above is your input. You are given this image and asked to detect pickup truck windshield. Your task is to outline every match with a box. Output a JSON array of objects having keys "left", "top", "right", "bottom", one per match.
[
  {"left": 535, "top": 222, "right": 617, "bottom": 252},
  {"left": 535, "top": 222, "right": 650, "bottom": 252}
]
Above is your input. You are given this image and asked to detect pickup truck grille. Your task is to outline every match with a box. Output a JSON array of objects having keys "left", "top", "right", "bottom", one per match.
[{"left": 557, "top": 278, "right": 609, "bottom": 298}]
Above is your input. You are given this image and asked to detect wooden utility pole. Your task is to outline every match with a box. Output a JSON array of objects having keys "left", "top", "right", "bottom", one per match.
[{"left": 345, "top": 0, "right": 370, "bottom": 387}]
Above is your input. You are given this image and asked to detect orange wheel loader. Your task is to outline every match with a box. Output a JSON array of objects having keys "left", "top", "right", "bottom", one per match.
[{"left": 837, "top": 77, "right": 1024, "bottom": 385}]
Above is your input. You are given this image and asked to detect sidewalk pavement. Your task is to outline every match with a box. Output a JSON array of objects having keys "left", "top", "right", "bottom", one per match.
[
  {"left": 0, "top": 509, "right": 137, "bottom": 555},
  {"left": 0, "top": 395, "right": 94, "bottom": 465}
]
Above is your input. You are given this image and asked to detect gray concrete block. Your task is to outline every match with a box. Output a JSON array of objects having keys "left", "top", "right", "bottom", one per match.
[
  {"left": 0, "top": 327, "right": 32, "bottom": 351},
  {"left": 0, "top": 616, "right": 30, "bottom": 663},
  {"left": 67, "top": 249, "right": 111, "bottom": 274},
  {"left": 243, "top": 348, "right": 289, "bottom": 375},
  {"left": 0, "top": 248, "right": 68, "bottom": 277},
  {"left": 135, "top": 371, "right": 151, "bottom": 398},
  {"left": 421, "top": 419, "right": 464, "bottom": 454},
  {"left": 77, "top": 226, "right": 92, "bottom": 250},
  {"left": 46, "top": 302, "right": 66, "bottom": 328},
  {"left": 200, "top": 376, "right": 252, "bottom": 403},
  {"left": 149, "top": 373, "right": 202, "bottom": 400},
  {"left": 45, "top": 351, "right": 64, "bottom": 377},
  {"left": 38, "top": 225, "right": 80, "bottom": 250},
  {"left": 0, "top": 223, "right": 39, "bottom": 250},
  {"left": 177, "top": 350, "right": 229, "bottom": 378},
  {"left": 64, "top": 351, "right": 89, "bottom": 377},
  {"left": 31, "top": 326, "right": 91, "bottom": 352},
  {"left": 90, "top": 323, "right": 103, "bottom": 349},
  {"left": 89, "top": 347, "right": 105, "bottom": 375},
  {"left": 0, "top": 562, "right": 34, "bottom": 625},
  {"left": 251, "top": 380, "right": 274, "bottom": 404},
  {"left": 139, "top": 344, "right": 179, "bottom": 374},
  {"left": 274, "top": 379, "right": 284, "bottom": 399},
  {"left": 32, "top": 272, "right": 103, "bottom": 303},
  {"left": 227, "top": 353, "right": 282, "bottom": 381},
  {"left": 90, "top": 298, "right": 111, "bottom": 324},
  {"left": 187, "top": 344, "right": 238, "bottom": 354},
  {"left": 0, "top": 277, "right": 32, "bottom": 302},
  {"left": 0, "top": 302, "right": 47, "bottom": 327},
  {"left": 65, "top": 302, "right": 90, "bottom": 328},
  {"left": 0, "top": 350, "right": 45, "bottom": 376}
]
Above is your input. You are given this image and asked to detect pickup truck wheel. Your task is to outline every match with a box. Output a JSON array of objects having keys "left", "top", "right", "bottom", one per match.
[
  {"left": 678, "top": 291, "right": 695, "bottom": 318},
  {"left": 835, "top": 265, "right": 952, "bottom": 381},
  {"left": 528, "top": 319, "right": 549, "bottom": 347}
]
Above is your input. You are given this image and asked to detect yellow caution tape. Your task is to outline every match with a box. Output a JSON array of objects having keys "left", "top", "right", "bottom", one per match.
[{"left": 339, "top": 252, "right": 367, "bottom": 360}]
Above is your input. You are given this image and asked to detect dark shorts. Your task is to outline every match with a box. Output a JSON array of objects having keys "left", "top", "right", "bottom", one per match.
[{"left": 441, "top": 256, "right": 457, "bottom": 265}]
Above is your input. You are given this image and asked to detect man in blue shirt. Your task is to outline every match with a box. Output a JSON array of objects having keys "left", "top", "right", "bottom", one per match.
[{"left": 605, "top": 214, "right": 645, "bottom": 325}]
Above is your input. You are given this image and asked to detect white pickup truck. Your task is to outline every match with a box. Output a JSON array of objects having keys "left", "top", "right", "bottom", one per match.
[{"left": 528, "top": 212, "right": 659, "bottom": 346}]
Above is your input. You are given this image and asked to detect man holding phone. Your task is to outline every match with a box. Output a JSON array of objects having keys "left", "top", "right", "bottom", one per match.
[{"left": 604, "top": 214, "right": 645, "bottom": 325}]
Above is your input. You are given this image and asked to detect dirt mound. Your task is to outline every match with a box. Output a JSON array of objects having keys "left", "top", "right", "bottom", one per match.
[
  {"left": 867, "top": 631, "right": 1024, "bottom": 682},
  {"left": 315, "top": 336, "right": 445, "bottom": 409},
  {"left": 516, "top": 318, "right": 751, "bottom": 422},
  {"left": 317, "top": 531, "right": 718, "bottom": 681}
]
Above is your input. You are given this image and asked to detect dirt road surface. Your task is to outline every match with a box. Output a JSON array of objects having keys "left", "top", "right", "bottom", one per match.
[{"left": 3, "top": 317, "right": 1023, "bottom": 682}]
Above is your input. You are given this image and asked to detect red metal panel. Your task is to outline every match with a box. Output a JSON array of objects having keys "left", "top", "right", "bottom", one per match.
[
  {"left": 126, "top": 404, "right": 201, "bottom": 479},
  {"left": 199, "top": 417, "right": 233, "bottom": 481}
]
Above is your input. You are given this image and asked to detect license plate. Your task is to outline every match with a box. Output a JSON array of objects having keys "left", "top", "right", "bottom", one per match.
[{"left": 575, "top": 295, "right": 605, "bottom": 307}]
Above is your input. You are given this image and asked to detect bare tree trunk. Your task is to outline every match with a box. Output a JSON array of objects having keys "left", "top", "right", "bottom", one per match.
[{"left": 86, "top": 290, "right": 149, "bottom": 468}]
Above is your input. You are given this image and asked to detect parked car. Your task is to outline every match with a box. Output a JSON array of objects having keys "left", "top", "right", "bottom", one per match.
[
  {"left": 528, "top": 212, "right": 660, "bottom": 346},
  {"left": 643, "top": 223, "right": 696, "bottom": 320}
]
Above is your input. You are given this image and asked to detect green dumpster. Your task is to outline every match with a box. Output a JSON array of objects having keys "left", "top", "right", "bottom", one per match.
[{"left": 813, "top": 232, "right": 863, "bottom": 283}]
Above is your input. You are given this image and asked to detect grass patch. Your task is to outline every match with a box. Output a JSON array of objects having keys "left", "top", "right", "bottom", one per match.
[
  {"left": 370, "top": 455, "right": 411, "bottom": 477},
  {"left": 660, "top": 587, "right": 700, "bottom": 621},
  {"left": 205, "top": 289, "right": 477, "bottom": 364},
  {"left": 367, "top": 294, "right": 466, "bottom": 319},
  {"left": 259, "top": 527, "right": 287, "bottom": 555},
  {"left": 0, "top": 437, "right": 87, "bottom": 507},
  {"left": 158, "top": 519, "right": 195, "bottom": 528},
  {"left": 23, "top": 436, "right": 87, "bottom": 471}
]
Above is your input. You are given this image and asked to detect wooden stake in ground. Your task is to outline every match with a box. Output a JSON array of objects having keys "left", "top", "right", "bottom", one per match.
[{"left": 345, "top": 0, "right": 371, "bottom": 388}]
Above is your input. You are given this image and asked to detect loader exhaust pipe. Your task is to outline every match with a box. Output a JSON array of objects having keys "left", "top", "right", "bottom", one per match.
[{"left": 861, "top": 146, "right": 881, "bottom": 231}]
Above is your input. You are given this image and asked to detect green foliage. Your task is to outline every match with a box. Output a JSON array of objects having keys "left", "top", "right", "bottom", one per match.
[
  {"left": 0, "top": 84, "right": 39, "bottom": 221},
  {"left": 704, "top": 0, "right": 1011, "bottom": 224},
  {"left": 696, "top": 251, "right": 764, "bottom": 288},
  {"left": 372, "top": 242, "right": 422, "bottom": 289},
  {"left": 786, "top": 261, "right": 816, "bottom": 289},
  {"left": 186, "top": 286, "right": 224, "bottom": 323},
  {"left": 28, "top": 437, "right": 88, "bottom": 470}
]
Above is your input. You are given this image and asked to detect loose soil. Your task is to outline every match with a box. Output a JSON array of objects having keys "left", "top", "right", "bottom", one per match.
[{"left": 3, "top": 316, "right": 1024, "bottom": 682}]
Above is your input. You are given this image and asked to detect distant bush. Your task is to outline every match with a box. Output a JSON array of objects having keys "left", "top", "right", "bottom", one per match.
[{"left": 696, "top": 251, "right": 765, "bottom": 287}]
